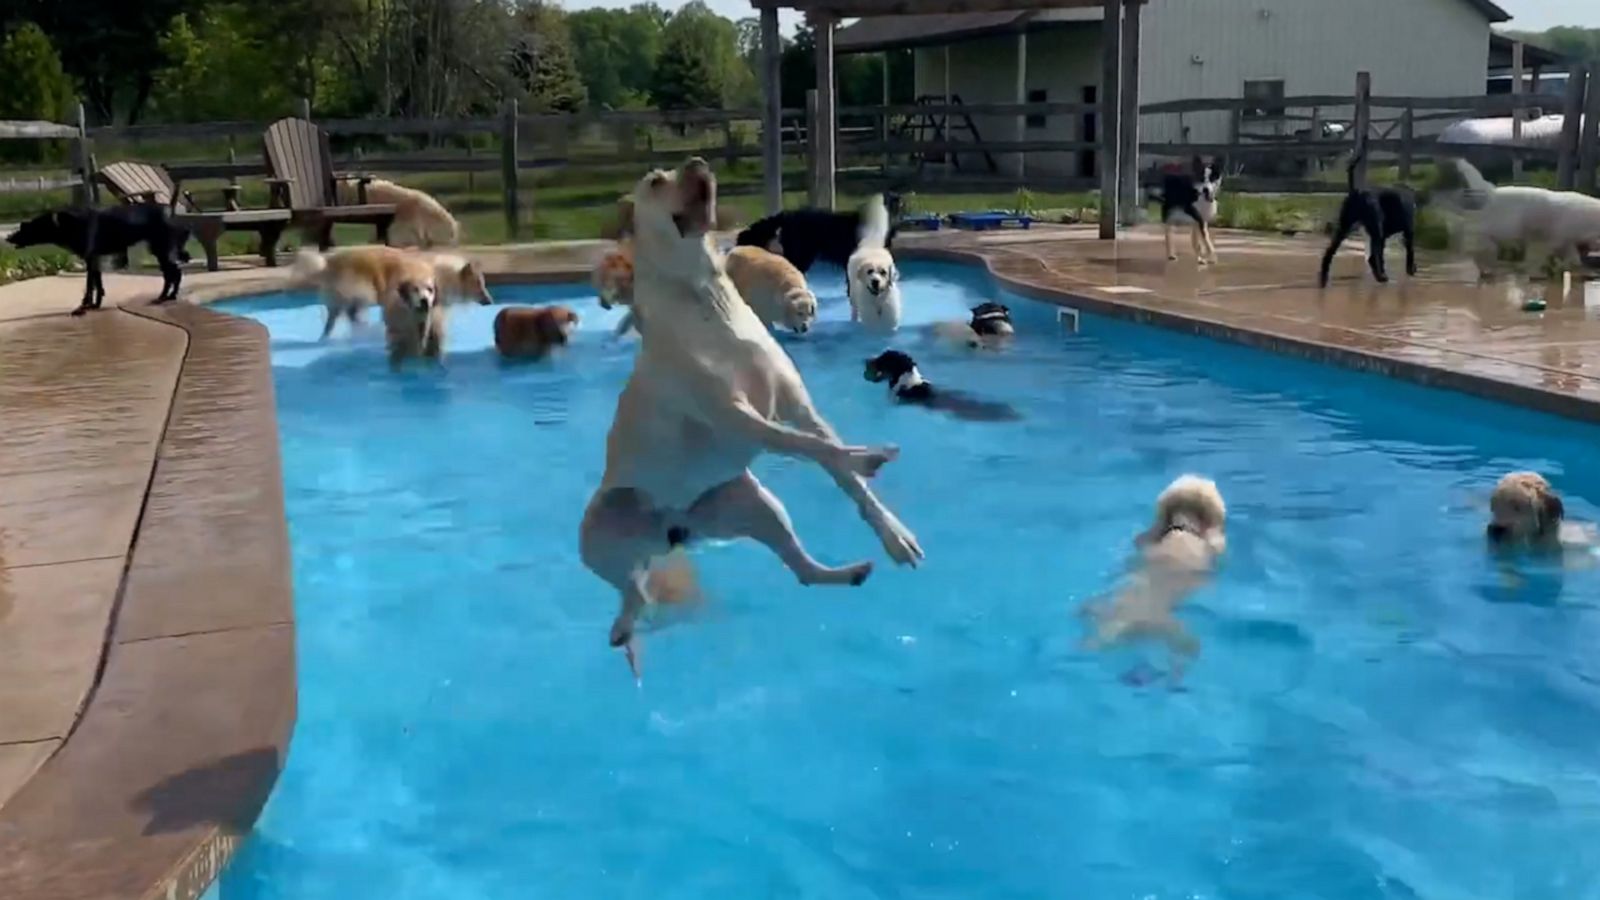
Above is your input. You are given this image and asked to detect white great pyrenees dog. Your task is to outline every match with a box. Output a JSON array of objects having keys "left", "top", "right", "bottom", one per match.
[
  {"left": 1452, "top": 158, "right": 1600, "bottom": 276},
  {"left": 578, "top": 158, "right": 924, "bottom": 675},
  {"left": 846, "top": 194, "right": 902, "bottom": 331}
]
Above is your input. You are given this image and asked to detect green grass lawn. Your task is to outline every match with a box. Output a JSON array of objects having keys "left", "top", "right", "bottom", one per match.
[{"left": 0, "top": 153, "right": 1545, "bottom": 287}]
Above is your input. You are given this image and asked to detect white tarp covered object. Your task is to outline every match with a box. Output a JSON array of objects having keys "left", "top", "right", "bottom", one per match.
[{"left": 1437, "top": 114, "right": 1571, "bottom": 148}]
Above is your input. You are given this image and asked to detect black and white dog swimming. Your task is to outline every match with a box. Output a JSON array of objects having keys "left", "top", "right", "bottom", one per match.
[
  {"left": 863, "top": 349, "right": 1021, "bottom": 422},
  {"left": 935, "top": 301, "right": 1016, "bottom": 348},
  {"left": 5, "top": 204, "right": 191, "bottom": 315},
  {"left": 1318, "top": 150, "right": 1418, "bottom": 287},
  {"left": 1151, "top": 158, "right": 1222, "bottom": 264},
  {"left": 737, "top": 194, "right": 901, "bottom": 273}
]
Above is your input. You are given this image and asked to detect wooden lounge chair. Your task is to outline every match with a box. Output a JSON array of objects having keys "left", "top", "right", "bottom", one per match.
[
  {"left": 98, "top": 160, "right": 292, "bottom": 271},
  {"left": 262, "top": 117, "right": 395, "bottom": 250}
]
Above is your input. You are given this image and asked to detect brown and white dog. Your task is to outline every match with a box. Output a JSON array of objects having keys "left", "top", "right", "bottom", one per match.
[
  {"left": 1083, "top": 475, "right": 1226, "bottom": 685},
  {"left": 493, "top": 305, "right": 580, "bottom": 359},
  {"left": 577, "top": 157, "right": 922, "bottom": 677},
  {"left": 723, "top": 246, "right": 818, "bottom": 335},
  {"left": 1487, "top": 471, "right": 1597, "bottom": 555},
  {"left": 338, "top": 178, "right": 461, "bottom": 249},
  {"left": 293, "top": 246, "right": 491, "bottom": 341}
]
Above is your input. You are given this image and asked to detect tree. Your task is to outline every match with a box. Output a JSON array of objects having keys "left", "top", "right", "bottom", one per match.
[
  {"left": 652, "top": 1, "right": 745, "bottom": 110},
  {"left": 1505, "top": 27, "right": 1600, "bottom": 62},
  {"left": 7, "top": 0, "right": 189, "bottom": 124},
  {"left": 569, "top": 5, "right": 667, "bottom": 109},
  {"left": 154, "top": 7, "right": 296, "bottom": 122},
  {"left": 511, "top": 2, "right": 587, "bottom": 113},
  {"left": 0, "top": 22, "right": 75, "bottom": 162}
]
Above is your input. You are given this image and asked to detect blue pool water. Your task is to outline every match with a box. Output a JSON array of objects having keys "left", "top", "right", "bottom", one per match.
[{"left": 213, "top": 261, "right": 1600, "bottom": 899}]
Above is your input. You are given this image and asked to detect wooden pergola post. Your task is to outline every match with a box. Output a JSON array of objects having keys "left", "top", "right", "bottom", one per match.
[
  {"left": 1014, "top": 32, "right": 1028, "bottom": 180},
  {"left": 812, "top": 11, "right": 839, "bottom": 210},
  {"left": 1511, "top": 40, "right": 1525, "bottom": 181},
  {"left": 760, "top": 6, "right": 784, "bottom": 213},
  {"left": 1117, "top": 0, "right": 1142, "bottom": 225},
  {"left": 1097, "top": 0, "right": 1123, "bottom": 239}
]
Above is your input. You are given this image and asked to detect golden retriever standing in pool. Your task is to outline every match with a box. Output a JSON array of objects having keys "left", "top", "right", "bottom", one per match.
[
  {"left": 1487, "top": 472, "right": 1598, "bottom": 558},
  {"left": 1083, "top": 475, "right": 1226, "bottom": 685},
  {"left": 724, "top": 246, "right": 818, "bottom": 335},
  {"left": 294, "top": 246, "right": 491, "bottom": 340}
]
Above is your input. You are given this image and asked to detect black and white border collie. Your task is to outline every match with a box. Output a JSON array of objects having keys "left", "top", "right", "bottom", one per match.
[
  {"left": 1153, "top": 157, "right": 1222, "bottom": 265},
  {"left": 863, "top": 349, "right": 1021, "bottom": 422}
]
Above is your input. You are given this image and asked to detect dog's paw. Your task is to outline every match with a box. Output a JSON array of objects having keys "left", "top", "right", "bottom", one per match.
[
  {"left": 871, "top": 508, "right": 924, "bottom": 567},
  {"left": 71, "top": 305, "right": 90, "bottom": 317},
  {"left": 1167, "top": 253, "right": 1179, "bottom": 261}
]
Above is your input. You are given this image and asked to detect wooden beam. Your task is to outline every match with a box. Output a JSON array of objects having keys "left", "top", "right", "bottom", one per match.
[
  {"left": 1580, "top": 66, "right": 1600, "bottom": 193},
  {"left": 1117, "top": 0, "right": 1141, "bottom": 224},
  {"left": 1557, "top": 64, "right": 1588, "bottom": 190},
  {"left": 1511, "top": 40, "right": 1525, "bottom": 180},
  {"left": 756, "top": 0, "right": 1122, "bottom": 13},
  {"left": 1015, "top": 32, "right": 1028, "bottom": 179},
  {"left": 1352, "top": 71, "right": 1371, "bottom": 191},
  {"left": 761, "top": 7, "right": 784, "bottom": 213},
  {"left": 814, "top": 12, "right": 838, "bottom": 209},
  {"left": 1098, "top": 0, "right": 1122, "bottom": 239}
]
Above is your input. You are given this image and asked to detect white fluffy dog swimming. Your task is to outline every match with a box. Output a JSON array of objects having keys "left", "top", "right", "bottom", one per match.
[
  {"left": 1451, "top": 158, "right": 1600, "bottom": 276},
  {"left": 1083, "top": 475, "right": 1226, "bottom": 685},
  {"left": 578, "top": 158, "right": 924, "bottom": 676},
  {"left": 846, "top": 195, "right": 901, "bottom": 331}
]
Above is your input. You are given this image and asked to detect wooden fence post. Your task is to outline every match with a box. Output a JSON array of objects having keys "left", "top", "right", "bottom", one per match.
[
  {"left": 71, "top": 101, "right": 94, "bottom": 206},
  {"left": 1556, "top": 63, "right": 1588, "bottom": 191},
  {"left": 1398, "top": 106, "right": 1414, "bottom": 181},
  {"left": 723, "top": 120, "right": 737, "bottom": 170},
  {"left": 1579, "top": 66, "right": 1600, "bottom": 194},
  {"left": 297, "top": 97, "right": 311, "bottom": 120},
  {"left": 501, "top": 98, "right": 521, "bottom": 240},
  {"left": 806, "top": 88, "right": 820, "bottom": 207},
  {"left": 1352, "top": 71, "right": 1371, "bottom": 190}
]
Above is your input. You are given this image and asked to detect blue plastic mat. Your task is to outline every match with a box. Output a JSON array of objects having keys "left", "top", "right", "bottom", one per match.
[{"left": 948, "top": 210, "right": 1034, "bottom": 230}]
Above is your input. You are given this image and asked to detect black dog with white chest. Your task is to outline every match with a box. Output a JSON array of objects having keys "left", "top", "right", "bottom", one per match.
[
  {"left": 737, "top": 195, "right": 899, "bottom": 273},
  {"left": 1151, "top": 157, "right": 1221, "bottom": 263},
  {"left": 864, "top": 349, "right": 1020, "bottom": 423},
  {"left": 6, "top": 204, "right": 191, "bottom": 315},
  {"left": 1318, "top": 150, "right": 1417, "bottom": 287}
]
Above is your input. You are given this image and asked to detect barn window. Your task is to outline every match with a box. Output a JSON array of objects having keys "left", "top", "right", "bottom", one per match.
[
  {"left": 1026, "top": 89, "right": 1048, "bottom": 129},
  {"left": 1242, "top": 79, "right": 1286, "bottom": 119}
]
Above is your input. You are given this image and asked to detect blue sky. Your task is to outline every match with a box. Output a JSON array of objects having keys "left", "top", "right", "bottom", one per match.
[{"left": 561, "top": 0, "right": 1599, "bottom": 32}]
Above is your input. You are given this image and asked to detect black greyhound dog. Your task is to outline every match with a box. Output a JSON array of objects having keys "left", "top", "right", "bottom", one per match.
[
  {"left": 6, "top": 204, "right": 191, "bottom": 315},
  {"left": 1318, "top": 151, "right": 1418, "bottom": 287}
]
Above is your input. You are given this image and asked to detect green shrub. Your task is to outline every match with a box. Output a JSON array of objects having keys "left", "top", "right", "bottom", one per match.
[
  {"left": 0, "top": 22, "right": 76, "bottom": 164},
  {"left": 0, "top": 244, "right": 75, "bottom": 285}
]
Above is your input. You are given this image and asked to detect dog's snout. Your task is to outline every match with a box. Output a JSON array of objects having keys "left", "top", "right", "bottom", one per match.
[
  {"left": 1486, "top": 523, "right": 1509, "bottom": 542},
  {"left": 684, "top": 157, "right": 709, "bottom": 172}
]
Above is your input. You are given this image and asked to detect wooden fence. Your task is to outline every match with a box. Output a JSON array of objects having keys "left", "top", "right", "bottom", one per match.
[{"left": 4, "top": 64, "right": 1599, "bottom": 236}]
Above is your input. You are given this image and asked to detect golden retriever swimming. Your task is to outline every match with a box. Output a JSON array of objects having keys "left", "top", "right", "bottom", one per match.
[
  {"left": 1083, "top": 475, "right": 1226, "bottom": 685},
  {"left": 577, "top": 157, "right": 922, "bottom": 677},
  {"left": 1488, "top": 471, "right": 1597, "bottom": 558}
]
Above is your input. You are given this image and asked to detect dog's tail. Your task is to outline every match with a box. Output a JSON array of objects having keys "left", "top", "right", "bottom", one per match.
[
  {"left": 289, "top": 248, "right": 328, "bottom": 288},
  {"left": 1346, "top": 147, "right": 1366, "bottom": 193},
  {"left": 1451, "top": 157, "right": 1495, "bottom": 209},
  {"left": 645, "top": 547, "right": 702, "bottom": 607},
  {"left": 858, "top": 194, "right": 891, "bottom": 250}
]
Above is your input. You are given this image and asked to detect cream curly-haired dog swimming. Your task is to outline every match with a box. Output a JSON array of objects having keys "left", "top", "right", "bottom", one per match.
[
  {"left": 577, "top": 158, "right": 923, "bottom": 677},
  {"left": 1084, "top": 474, "right": 1226, "bottom": 684},
  {"left": 1487, "top": 471, "right": 1597, "bottom": 554}
]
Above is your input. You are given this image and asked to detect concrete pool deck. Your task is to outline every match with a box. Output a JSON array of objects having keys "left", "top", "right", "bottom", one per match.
[{"left": 0, "top": 226, "right": 1597, "bottom": 898}]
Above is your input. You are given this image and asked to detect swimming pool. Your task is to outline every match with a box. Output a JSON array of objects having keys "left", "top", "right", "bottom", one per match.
[{"left": 213, "top": 260, "right": 1600, "bottom": 899}]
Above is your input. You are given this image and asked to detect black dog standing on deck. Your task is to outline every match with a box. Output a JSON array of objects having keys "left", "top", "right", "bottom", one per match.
[
  {"left": 864, "top": 349, "right": 1021, "bottom": 423},
  {"left": 736, "top": 194, "right": 901, "bottom": 273},
  {"left": 1318, "top": 151, "right": 1417, "bottom": 287},
  {"left": 5, "top": 204, "right": 191, "bottom": 315}
]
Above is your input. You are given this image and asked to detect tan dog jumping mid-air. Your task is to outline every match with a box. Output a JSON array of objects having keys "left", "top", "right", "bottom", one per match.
[{"left": 578, "top": 158, "right": 923, "bottom": 677}]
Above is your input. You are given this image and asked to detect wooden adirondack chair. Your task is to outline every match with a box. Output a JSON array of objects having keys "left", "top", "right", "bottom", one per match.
[
  {"left": 98, "top": 160, "right": 292, "bottom": 271},
  {"left": 262, "top": 117, "right": 395, "bottom": 250}
]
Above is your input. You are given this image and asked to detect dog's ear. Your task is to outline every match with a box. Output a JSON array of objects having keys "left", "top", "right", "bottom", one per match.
[{"left": 1540, "top": 491, "right": 1565, "bottom": 532}]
